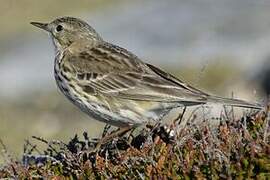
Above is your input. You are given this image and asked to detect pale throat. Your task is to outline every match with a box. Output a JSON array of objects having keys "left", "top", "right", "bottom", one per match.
[{"left": 52, "top": 36, "right": 64, "bottom": 53}]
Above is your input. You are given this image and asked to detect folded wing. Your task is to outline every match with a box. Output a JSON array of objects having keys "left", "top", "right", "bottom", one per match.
[{"left": 65, "top": 42, "right": 209, "bottom": 105}]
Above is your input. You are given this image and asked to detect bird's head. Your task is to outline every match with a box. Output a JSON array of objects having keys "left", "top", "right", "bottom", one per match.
[{"left": 31, "top": 17, "right": 102, "bottom": 50}]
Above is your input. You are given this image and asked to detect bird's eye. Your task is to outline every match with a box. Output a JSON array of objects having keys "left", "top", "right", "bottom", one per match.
[{"left": 56, "top": 25, "right": 63, "bottom": 32}]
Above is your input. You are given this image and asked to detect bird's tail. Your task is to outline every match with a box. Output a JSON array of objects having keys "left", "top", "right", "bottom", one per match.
[{"left": 206, "top": 95, "right": 263, "bottom": 109}]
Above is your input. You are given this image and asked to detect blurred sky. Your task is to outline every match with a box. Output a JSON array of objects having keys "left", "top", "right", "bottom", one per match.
[{"left": 0, "top": 0, "right": 269, "bottom": 157}]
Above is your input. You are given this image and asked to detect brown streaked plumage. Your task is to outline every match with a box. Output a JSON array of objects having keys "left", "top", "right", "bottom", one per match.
[{"left": 30, "top": 17, "right": 262, "bottom": 127}]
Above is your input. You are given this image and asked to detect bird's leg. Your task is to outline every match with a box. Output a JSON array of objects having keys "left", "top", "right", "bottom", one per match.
[
  {"left": 94, "top": 126, "right": 132, "bottom": 151},
  {"left": 101, "top": 124, "right": 112, "bottom": 138}
]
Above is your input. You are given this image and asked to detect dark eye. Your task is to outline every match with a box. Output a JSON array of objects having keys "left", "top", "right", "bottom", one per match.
[{"left": 56, "top": 25, "right": 63, "bottom": 32}]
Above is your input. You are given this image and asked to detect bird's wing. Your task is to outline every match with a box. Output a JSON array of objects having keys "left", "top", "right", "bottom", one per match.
[{"left": 65, "top": 42, "right": 209, "bottom": 103}]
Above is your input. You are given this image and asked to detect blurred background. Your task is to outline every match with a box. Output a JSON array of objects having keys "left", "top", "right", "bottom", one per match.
[{"left": 0, "top": 0, "right": 269, "bottom": 159}]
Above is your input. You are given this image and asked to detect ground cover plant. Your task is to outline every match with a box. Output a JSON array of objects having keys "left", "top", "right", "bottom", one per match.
[{"left": 0, "top": 106, "right": 269, "bottom": 179}]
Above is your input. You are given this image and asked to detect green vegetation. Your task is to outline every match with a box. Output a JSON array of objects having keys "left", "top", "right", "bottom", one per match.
[{"left": 0, "top": 106, "right": 269, "bottom": 179}]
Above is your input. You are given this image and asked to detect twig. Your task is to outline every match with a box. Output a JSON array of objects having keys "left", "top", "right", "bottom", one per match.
[
  {"left": 263, "top": 107, "right": 270, "bottom": 143},
  {"left": 174, "top": 106, "right": 187, "bottom": 125}
]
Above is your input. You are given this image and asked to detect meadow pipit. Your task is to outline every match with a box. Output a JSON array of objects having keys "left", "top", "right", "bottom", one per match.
[{"left": 31, "top": 17, "right": 262, "bottom": 127}]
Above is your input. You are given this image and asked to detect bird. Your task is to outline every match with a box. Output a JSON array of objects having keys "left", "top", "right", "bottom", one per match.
[{"left": 30, "top": 16, "right": 262, "bottom": 128}]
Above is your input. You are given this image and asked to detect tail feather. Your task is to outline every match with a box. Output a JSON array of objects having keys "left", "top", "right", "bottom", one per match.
[{"left": 206, "top": 96, "right": 263, "bottom": 109}]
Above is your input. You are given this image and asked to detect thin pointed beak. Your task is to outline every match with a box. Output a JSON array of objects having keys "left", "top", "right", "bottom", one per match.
[{"left": 30, "top": 22, "right": 49, "bottom": 31}]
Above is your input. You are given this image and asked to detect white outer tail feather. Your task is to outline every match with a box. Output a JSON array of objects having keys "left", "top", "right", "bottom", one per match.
[{"left": 207, "top": 96, "right": 262, "bottom": 109}]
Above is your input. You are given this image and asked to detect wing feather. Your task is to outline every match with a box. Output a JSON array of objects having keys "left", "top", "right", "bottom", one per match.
[{"left": 65, "top": 42, "right": 208, "bottom": 103}]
